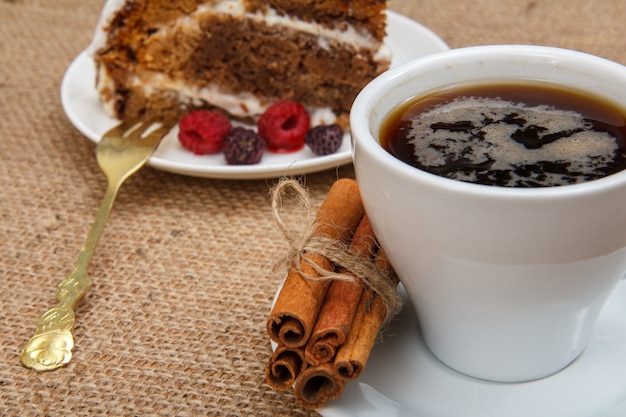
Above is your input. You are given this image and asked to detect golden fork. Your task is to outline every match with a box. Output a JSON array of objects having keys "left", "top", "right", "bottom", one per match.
[{"left": 21, "top": 119, "right": 172, "bottom": 371}]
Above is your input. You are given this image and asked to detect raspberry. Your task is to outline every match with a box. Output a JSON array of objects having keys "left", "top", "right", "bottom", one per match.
[
  {"left": 178, "top": 110, "right": 232, "bottom": 155},
  {"left": 222, "top": 127, "right": 264, "bottom": 165},
  {"left": 305, "top": 125, "right": 344, "bottom": 156},
  {"left": 257, "top": 100, "right": 310, "bottom": 153}
]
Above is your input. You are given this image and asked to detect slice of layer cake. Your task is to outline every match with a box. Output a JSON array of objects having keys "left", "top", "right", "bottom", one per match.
[{"left": 87, "top": 0, "right": 391, "bottom": 127}]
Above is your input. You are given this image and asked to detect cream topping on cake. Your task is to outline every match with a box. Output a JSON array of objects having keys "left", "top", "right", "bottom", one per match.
[
  {"left": 97, "top": 58, "right": 345, "bottom": 124},
  {"left": 88, "top": 0, "right": 390, "bottom": 57},
  {"left": 100, "top": 65, "right": 342, "bottom": 124},
  {"left": 86, "top": 0, "right": 126, "bottom": 56}
]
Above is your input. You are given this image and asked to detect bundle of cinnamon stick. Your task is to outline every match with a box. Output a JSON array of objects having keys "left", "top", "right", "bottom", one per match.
[{"left": 265, "top": 178, "right": 400, "bottom": 409}]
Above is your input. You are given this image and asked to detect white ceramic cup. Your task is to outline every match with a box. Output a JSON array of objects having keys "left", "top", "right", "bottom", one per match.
[{"left": 350, "top": 45, "right": 626, "bottom": 382}]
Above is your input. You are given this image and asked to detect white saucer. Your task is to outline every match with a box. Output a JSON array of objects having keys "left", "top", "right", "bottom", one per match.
[
  {"left": 59, "top": 12, "right": 448, "bottom": 179},
  {"left": 317, "top": 280, "right": 626, "bottom": 417}
]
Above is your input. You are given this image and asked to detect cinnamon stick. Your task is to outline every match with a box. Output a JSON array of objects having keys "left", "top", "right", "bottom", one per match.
[
  {"left": 267, "top": 178, "right": 365, "bottom": 348},
  {"left": 265, "top": 344, "right": 307, "bottom": 391},
  {"left": 334, "top": 249, "right": 398, "bottom": 380},
  {"left": 304, "top": 215, "right": 376, "bottom": 366},
  {"left": 292, "top": 363, "right": 345, "bottom": 409}
]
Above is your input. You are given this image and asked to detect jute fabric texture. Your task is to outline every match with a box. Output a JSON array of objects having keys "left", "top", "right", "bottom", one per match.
[{"left": 1, "top": 0, "right": 624, "bottom": 416}]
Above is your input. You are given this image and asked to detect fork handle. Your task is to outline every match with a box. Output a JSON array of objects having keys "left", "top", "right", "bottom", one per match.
[
  {"left": 21, "top": 181, "right": 121, "bottom": 371},
  {"left": 19, "top": 263, "right": 93, "bottom": 370},
  {"left": 20, "top": 307, "right": 78, "bottom": 371},
  {"left": 77, "top": 181, "right": 121, "bottom": 270}
]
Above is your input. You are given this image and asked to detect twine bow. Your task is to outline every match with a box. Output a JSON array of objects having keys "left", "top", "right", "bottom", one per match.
[{"left": 271, "top": 179, "right": 402, "bottom": 325}]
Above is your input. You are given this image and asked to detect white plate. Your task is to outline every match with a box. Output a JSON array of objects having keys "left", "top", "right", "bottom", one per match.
[
  {"left": 60, "top": 12, "right": 448, "bottom": 179},
  {"left": 316, "top": 280, "right": 626, "bottom": 417}
]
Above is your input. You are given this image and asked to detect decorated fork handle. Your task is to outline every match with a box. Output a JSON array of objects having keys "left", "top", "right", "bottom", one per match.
[
  {"left": 20, "top": 267, "right": 91, "bottom": 371},
  {"left": 20, "top": 182, "right": 117, "bottom": 371}
]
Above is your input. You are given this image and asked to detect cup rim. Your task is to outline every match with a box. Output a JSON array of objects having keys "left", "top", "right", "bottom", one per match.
[{"left": 350, "top": 44, "right": 626, "bottom": 199}]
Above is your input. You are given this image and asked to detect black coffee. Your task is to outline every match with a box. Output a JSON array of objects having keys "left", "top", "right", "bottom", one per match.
[{"left": 381, "top": 82, "right": 626, "bottom": 187}]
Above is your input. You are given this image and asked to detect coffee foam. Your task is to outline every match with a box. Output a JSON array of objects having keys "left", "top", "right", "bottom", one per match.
[{"left": 407, "top": 96, "right": 618, "bottom": 187}]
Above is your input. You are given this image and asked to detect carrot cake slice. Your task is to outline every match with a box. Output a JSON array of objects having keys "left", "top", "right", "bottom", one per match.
[{"left": 87, "top": 0, "right": 391, "bottom": 127}]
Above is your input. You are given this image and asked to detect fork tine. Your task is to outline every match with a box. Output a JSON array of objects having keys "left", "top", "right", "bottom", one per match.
[
  {"left": 103, "top": 119, "right": 143, "bottom": 139},
  {"left": 126, "top": 118, "right": 173, "bottom": 141},
  {"left": 144, "top": 125, "right": 173, "bottom": 145},
  {"left": 102, "top": 119, "right": 173, "bottom": 146},
  {"left": 123, "top": 118, "right": 155, "bottom": 139}
]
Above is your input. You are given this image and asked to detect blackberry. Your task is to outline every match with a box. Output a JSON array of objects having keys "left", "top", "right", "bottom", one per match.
[
  {"left": 305, "top": 125, "right": 344, "bottom": 156},
  {"left": 222, "top": 127, "right": 264, "bottom": 165}
]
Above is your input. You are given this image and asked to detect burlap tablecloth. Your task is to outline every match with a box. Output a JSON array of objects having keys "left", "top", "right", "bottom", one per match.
[{"left": 1, "top": 1, "right": 624, "bottom": 416}]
